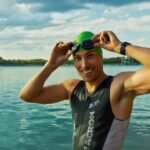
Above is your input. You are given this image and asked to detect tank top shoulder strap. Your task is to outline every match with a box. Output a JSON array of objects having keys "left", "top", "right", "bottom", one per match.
[
  {"left": 71, "top": 80, "right": 85, "bottom": 96},
  {"left": 95, "top": 75, "right": 113, "bottom": 92},
  {"left": 104, "top": 75, "right": 113, "bottom": 88}
]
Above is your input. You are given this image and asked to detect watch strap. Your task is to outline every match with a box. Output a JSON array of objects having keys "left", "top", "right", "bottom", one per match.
[{"left": 120, "top": 42, "right": 131, "bottom": 55}]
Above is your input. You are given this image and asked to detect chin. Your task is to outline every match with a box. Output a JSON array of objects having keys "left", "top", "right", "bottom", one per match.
[{"left": 82, "top": 76, "right": 96, "bottom": 82}]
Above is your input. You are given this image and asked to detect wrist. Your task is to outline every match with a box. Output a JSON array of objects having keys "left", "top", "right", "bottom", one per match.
[
  {"left": 120, "top": 42, "right": 131, "bottom": 55},
  {"left": 45, "top": 60, "right": 58, "bottom": 71},
  {"left": 114, "top": 42, "right": 122, "bottom": 53}
]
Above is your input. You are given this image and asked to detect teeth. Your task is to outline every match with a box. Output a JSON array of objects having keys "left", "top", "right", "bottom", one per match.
[{"left": 83, "top": 70, "right": 92, "bottom": 73}]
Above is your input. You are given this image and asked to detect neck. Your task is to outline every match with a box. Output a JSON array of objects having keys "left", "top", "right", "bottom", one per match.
[{"left": 85, "top": 73, "right": 107, "bottom": 93}]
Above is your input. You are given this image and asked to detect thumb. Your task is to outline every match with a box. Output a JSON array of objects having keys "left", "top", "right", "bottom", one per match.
[
  {"left": 94, "top": 42, "right": 102, "bottom": 47},
  {"left": 65, "top": 50, "right": 72, "bottom": 60},
  {"left": 94, "top": 40, "right": 106, "bottom": 48}
]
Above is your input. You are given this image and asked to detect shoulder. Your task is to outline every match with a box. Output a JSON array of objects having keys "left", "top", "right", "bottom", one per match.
[
  {"left": 61, "top": 79, "right": 81, "bottom": 97},
  {"left": 112, "top": 71, "right": 135, "bottom": 86},
  {"left": 110, "top": 71, "right": 135, "bottom": 99},
  {"left": 110, "top": 72, "right": 136, "bottom": 119}
]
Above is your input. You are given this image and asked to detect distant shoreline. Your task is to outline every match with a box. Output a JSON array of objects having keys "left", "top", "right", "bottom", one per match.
[{"left": 0, "top": 56, "right": 140, "bottom": 66}]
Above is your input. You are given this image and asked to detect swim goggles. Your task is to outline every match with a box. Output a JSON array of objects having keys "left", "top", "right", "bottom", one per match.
[{"left": 70, "top": 39, "right": 94, "bottom": 53}]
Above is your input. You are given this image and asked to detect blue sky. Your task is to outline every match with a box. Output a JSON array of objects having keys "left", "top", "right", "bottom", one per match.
[{"left": 0, "top": 0, "right": 150, "bottom": 59}]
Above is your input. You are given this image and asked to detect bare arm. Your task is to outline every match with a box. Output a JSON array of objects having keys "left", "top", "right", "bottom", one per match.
[
  {"left": 93, "top": 31, "right": 150, "bottom": 95},
  {"left": 19, "top": 41, "right": 73, "bottom": 104},
  {"left": 123, "top": 45, "right": 150, "bottom": 95}
]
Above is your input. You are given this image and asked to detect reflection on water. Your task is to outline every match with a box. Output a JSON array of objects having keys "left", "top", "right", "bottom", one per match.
[{"left": 0, "top": 66, "right": 150, "bottom": 150}]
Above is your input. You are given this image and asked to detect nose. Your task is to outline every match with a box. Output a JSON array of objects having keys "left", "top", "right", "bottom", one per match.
[{"left": 81, "top": 58, "right": 88, "bottom": 69}]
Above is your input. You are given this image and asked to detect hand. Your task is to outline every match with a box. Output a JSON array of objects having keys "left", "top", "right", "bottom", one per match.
[
  {"left": 48, "top": 41, "right": 72, "bottom": 68},
  {"left": 93, "top": 31, "right": 122, "bottom": 53}
]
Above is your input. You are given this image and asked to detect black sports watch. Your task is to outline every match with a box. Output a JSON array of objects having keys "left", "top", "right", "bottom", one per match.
[{"left": 120, "top": 42, "right": 131, "bottom": 55}]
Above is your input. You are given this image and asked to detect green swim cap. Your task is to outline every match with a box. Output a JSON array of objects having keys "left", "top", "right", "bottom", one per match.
[{"left": 74, "top": 31, "right": 103, "bottom": 56}]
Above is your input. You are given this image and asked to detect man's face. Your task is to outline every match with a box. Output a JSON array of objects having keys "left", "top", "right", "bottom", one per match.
[{"left": 73, "top": 51, "right": 103, "bottom": 82}]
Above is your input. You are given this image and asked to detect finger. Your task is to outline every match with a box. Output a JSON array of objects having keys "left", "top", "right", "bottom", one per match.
[
  {"left": 102, "top": 37, "right": 108, "bottom": 44},
  {"left": 92, "top": 33, "right": 101, "bottom": 40},
  {"left": 94, "top": 42, "right": 105, "bottom": 47},
  {"left": 65, "top": 50, "right": 72, "bottom": 60},
  {"left": 56, "top": 41, "right": 63, "bottom": 46},
  {"left": 94, "top": 43, "right": 101, "bottom": 47},
  {"left": 93, "top": 38, "right": 100, "bottom": 45},
  {"left": 65, "top": 42, "right": 74, "bottom": 50},
  {"left": 59, "top": 42, "right": 72, "bottom": 50},
  {"left": 93, "top": 33, "right": 106, "bottom": 47},
  {"left": 93, "top": 32, "right": 108, "bottom": 44},
  {"left": 54, "top": 41, "right": 64, "bottom": 49},
  {"left": 68, "top": 42, "right": 74, "bottom": 47},
  {"left": 100, "top": 32, "right": 111, "bottom": 44}
]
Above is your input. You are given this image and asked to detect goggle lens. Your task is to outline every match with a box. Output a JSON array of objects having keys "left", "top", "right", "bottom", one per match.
[{"left": 70, "top": 39, "right": 94, "bottom": 53}]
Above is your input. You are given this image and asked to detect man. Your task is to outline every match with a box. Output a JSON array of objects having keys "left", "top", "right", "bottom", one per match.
[{"left": 20, "top": 30, "right": 150, "bottom": 150}]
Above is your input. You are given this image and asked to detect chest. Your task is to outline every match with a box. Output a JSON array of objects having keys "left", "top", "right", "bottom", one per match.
[{"left": 71, "top": 89, "right": 113, "bottom": 127}]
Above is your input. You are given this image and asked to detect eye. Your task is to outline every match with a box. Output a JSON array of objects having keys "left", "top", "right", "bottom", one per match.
[
  {"left": 87, "top": 54, "right": 94, "bottom": 59},
  {"left": 74, "top": 56, "right": 81, "bottom": 62}
]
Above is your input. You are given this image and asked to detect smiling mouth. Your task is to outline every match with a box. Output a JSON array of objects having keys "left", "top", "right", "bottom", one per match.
[{"left": 82, "top": 69, "right": 93, "bottom": 74}]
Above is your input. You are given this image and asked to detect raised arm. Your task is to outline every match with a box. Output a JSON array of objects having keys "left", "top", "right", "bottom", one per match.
[
  {"left": 122, "top": 45, "right": 150, "bottom": 95},
  {"left": 93, "top": 31, "right": 150, "bottom": 95},
  {"left": 19, "top": 41, "right": 74, "bottom": 104}
]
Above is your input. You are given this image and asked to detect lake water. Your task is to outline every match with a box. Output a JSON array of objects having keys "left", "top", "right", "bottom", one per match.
[{"left": 0, "top": 65, "right": 150, "bottom": 150}]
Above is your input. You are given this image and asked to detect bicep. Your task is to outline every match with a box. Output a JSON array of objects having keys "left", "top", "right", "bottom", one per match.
[
  {"left": 31, "top": 83, "right": 68, "bottom": 104},
  {"left": 124, "top": 68, "right": 150, "bottom": 95}
]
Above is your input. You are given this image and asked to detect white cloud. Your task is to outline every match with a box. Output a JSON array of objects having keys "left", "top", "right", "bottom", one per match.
[
  {"left": 137, "top": 2, "right": 150, "bottom": 11},
  {"left": 16, "top": 3, "right": 31, "bottom": 12},
  {"left": 0, "top": 1, "right": 150, "bottom": 59},
  {"left": 127, "top": 15, "right": 150, "bottom": 31}
]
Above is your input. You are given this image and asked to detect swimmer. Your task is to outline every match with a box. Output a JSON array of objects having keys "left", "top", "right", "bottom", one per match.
[{"left": 20, "top": 30, "right": 150, "bottom": 150}]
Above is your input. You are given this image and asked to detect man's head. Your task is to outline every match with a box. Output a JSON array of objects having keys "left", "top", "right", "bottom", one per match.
[
  {"left": 72, "top": 31, "right": 104, "bottom": 83},
  {"left": 71, "top": 31, "right": 103, "bottom": 56}
]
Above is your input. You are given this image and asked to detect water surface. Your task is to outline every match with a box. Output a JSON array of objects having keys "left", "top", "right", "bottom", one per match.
[{"left": 0, "top": 65, "right": 150, "bottom": 150}]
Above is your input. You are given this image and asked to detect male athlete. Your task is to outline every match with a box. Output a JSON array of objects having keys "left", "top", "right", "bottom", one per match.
[{"left": 20, "top": 30, "right": 150, "bottom": 150}]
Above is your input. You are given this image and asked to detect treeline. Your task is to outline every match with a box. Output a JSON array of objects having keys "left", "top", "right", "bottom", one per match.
[
  {"left": 0, "top": 56, "right": 139, "bottom": 66},
  {"left": 0, "top": 57, "right": 46, "bottom": 66},
  {"left": 103, "top": 57, "right": 139, "bottom": 65}
]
